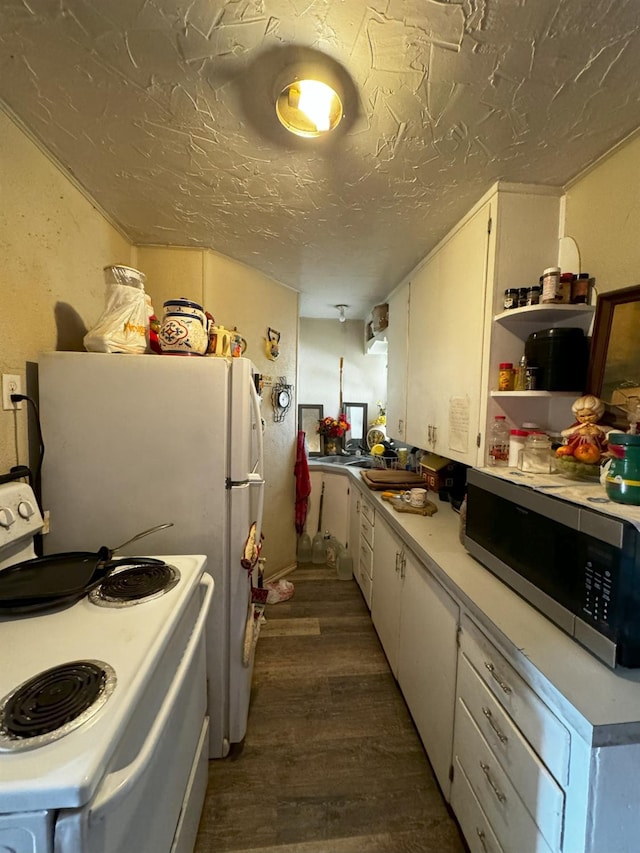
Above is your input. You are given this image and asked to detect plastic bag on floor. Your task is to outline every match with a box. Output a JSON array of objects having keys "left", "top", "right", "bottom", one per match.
[{"left": 265, "top": 579, "right": 294, "bottom": 604}]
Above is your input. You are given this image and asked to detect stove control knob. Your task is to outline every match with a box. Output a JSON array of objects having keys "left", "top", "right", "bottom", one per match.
[
  {"left": 0, "top": 507, "right": 16, "bottom": 528},
  {"left": 18, "top": 500, "right": 36, "bottom": 520}
]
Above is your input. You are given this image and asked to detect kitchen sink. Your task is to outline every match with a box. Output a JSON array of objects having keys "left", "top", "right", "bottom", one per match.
[{"left": 314, "top": 455, "right": 376, "bottom": 468}]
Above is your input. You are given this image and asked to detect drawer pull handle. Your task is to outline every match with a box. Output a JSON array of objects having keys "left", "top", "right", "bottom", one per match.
[
  {"left": 484, "top": 661, "right": 512, "bottom": 694},
  {"left": 476, "top": 827, "right": 489, "bottom": 853},
  {"left": 480, "top": 761, "right": 506, "bottom": 803},
  {"left": 482, "top": 706, "right": 508, "bottom": 744}
]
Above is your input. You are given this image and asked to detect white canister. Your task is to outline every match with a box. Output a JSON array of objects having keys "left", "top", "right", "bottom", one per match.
[
  {"left": 509, "top": 429, "right": 529, "bottom": 467},
  {"left": 158, "top": 311, "right": 208, "bottom": 356}
]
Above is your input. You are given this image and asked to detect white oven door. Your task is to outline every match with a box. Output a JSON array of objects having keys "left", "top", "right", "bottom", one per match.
[{"left": 54, "top": 576, "right": 213, "bottom": 853}]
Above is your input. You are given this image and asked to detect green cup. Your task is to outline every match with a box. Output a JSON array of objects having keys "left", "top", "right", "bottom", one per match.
[{"left": 606, "top": 433, "right": 640, "bottom": 505}]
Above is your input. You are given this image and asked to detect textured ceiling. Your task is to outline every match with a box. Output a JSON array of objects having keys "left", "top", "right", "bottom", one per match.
[{"left": 2, "top": 1, "right": 640, "bottom": 318}]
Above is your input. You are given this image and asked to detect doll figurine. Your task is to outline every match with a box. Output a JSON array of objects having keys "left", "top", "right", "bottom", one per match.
[{"left": 557, "top": 394, "right": 609, "bottom": 464}]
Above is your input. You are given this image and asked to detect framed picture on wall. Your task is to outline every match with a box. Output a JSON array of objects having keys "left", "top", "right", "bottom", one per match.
[{"left": 298, "top": 404, "right": 323, "bottom": 455}]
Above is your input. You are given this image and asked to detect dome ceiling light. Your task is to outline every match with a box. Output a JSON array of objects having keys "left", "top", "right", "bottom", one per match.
[{"left": 275, "top": 69, "right": 344, "bottom": 138}]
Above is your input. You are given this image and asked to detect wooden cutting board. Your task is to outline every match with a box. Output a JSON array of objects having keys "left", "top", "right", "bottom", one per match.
[
  {"left": 360, "top": 469, "right": 425, "bottom": 490},
  {"left": 387, "top": 496, "right": 437, "bottom": 516}
]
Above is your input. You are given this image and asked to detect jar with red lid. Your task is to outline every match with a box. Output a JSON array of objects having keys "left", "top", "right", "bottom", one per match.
[
  {"left": 558, "top": 272, "right": 574, "bottom": 304},
  {"left": 498, "top": 363, "right": 514, "bottom": 391}
]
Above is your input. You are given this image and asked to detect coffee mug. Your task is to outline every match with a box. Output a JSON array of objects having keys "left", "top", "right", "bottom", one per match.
[
  {"left": 208, "top": 326, "right": 231, "bottom": 357},
  {"left": 403, "top": 488, "right": 427, "bottom": 507}
]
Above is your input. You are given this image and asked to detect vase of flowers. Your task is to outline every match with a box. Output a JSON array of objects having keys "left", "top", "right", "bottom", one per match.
[{"left": 318, "top": 415, "right": 350, "bottom": 455}]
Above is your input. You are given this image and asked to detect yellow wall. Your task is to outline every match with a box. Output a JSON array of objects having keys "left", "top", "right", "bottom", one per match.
[
  {"left": 1, "top": 110, "right": 298, "bottom": 575},
  {"left": 0, "top": 109, "right": 133, "bottom": 472},
  {"left": 563, "top": 132, "right": 640, "bottom": 294}
]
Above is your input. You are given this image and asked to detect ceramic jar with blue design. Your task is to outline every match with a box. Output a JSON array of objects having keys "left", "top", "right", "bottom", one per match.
[{"left": 158, "top": 298, "right": 208, "bottom": 356}]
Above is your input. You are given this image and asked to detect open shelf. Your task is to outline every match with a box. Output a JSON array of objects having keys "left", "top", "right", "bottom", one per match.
[
  {"left": 491, "top": 390, "right": 582, "bottom": 398},
  {"left": 494, "top": 303, "right": 594, "bottom": 333}
]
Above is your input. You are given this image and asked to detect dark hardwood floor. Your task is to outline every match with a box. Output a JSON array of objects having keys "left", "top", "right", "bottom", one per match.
[{"left": 195, "top": 564, "right": 467, "bottom": 853}]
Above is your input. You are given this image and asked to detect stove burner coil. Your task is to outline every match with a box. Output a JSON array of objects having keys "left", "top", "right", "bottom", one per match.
[
  {"left": 91, "top": 562, "right": 180, "bottom": 606},
  {"left": 0, "top": 660, "right": 116, "bottom": 752}
]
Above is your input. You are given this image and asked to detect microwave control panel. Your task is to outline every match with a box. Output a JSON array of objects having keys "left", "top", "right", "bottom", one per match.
[{"left": 582, "top": 562, "right": 614, "bottom": 627}]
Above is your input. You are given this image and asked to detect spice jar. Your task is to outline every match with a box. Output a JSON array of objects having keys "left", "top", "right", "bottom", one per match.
[
  {"left": 526, "top": 285, "right": 541, "bottom": 305},
  {"left": 503, "top": 288, "right": 518, "bottom": 310},
  {"left": 524, "top": 366, "right": 538, "bottom": 390},
  {"left": 559, "top": 272, "right": 574, "bottom": 304},
  {"left": 518, "top": 287, "right": 529, "bottom": 308},
  {"left": 571, "top": 273, "right": 592, "bottom": 304},
  {"left": 519, "top": 432, "right": 553, "bottom": 473},
  {"left": 541, "top": 267, "right": 561, "bottom": 303},
  {"left": 498, "top": 362, "right": 514, "bottom": 391}
]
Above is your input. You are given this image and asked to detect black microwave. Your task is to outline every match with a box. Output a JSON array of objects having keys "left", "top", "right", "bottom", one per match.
[{"left": 464, "top": 468, "right": 640, "bottom": 669}]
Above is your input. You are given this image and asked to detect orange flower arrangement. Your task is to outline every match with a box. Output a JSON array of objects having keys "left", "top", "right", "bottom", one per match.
[{"left": 318, "top": 415, "right": 350, "bottom": 438}]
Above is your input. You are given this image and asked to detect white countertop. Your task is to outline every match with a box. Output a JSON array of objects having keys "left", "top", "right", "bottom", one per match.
[{"left": 311, "top": 461, "right": 640, "bottom": 746}]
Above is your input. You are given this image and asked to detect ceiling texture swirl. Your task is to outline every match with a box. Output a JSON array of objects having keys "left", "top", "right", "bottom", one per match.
[{"left": 1, "top": 0, "right": 640, "bottom": 316}]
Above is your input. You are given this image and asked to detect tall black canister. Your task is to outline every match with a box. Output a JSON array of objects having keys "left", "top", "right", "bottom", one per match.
[{"left": 524, "top": 327, "right": 588, "bottom": 391}]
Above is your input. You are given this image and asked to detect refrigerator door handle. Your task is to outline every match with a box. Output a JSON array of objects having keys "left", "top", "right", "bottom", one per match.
[
  {"left": 250, "top": 375, "right": 264, "bottom": 480},
  {"left": 249, "top": 371, "right": 264, "bottom": 551}
]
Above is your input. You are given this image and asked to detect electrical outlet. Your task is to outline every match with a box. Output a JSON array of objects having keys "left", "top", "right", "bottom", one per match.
[{"left": 2, "top": 374, "right": 23, "bottom": 410}]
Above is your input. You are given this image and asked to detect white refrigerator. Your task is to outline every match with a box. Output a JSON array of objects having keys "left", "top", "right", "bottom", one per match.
[{"left": 38, "top": 351, "right": 265, "bottom": 759}]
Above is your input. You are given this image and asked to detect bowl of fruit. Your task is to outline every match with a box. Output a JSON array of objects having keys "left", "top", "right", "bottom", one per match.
[{"left": 555, "top": 436, "right": 603, "bottom": 480}]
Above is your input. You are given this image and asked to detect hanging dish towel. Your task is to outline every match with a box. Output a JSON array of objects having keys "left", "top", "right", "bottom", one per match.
[{"left": 294, "top": 430, "right": 311, "bottom": 534}]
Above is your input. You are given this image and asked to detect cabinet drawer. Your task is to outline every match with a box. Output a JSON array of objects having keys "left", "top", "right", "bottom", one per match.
[
  {"left": 454, "top": 697, "right": 555, "bottom": 853},
  {"left": 361, "top": 499, "right": 375, "bottom": 526},
  {"left": 451, "top": 756, "right": 505, "bottom": 853},
  {"left": 460, "top": 614, "right": 570, "bottom": 786},
  {"left": 457, "top": 655, "right": 564, "bottom": 850},
  {"left": 360, "top": 501, "right": 375, "bottom": 547},
  {"left": 357, "top": 559, "right": 372, "bottom": 609},
  {"left": 359, "top": 537, "right": 373, "bottom": 580}
]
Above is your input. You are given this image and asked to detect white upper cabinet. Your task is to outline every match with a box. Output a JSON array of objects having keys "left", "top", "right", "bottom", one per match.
[
  {"left": 400, "top": 182, "right": 563, "bottom": 466},
  {"left": 385, "top": 282, "right": 410, "bottom": 442},
  {"left": 405, "top": 200, "right": 491, "bottom": 466}
]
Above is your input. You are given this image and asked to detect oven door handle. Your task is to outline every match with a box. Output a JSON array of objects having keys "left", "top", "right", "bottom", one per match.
[{"left": 88, "top": 575, "right": 213, "bottom": 812}]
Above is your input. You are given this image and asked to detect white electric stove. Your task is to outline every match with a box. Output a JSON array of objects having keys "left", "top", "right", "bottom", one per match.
[{"left": 0, "top": 478, "right": 213, "bottom": 853}]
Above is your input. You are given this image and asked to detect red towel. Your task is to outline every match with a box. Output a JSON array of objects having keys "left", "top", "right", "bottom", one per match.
[{"left": 294, "top": 430, "right": 311, "bottom": 534}]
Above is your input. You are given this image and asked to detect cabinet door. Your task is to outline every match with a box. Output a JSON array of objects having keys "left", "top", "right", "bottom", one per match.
[
  {"left": 397, "top": 551, "right": 460, "bottom": 799},
  {"left": 307, "top": 470, "right": 324, "bottom": 535},
  {"left": 371, "top": 516, "right": 403, "bottom": 676},
  {"left": 320, "top": 472, "right": 349, "bottom": 546},
  {"left": 386, "top": 282, "right": 410, "bottom": 442},
  {"left": 406, "top": 203, "right": 490, "bottom": 466},
  {"left": 405, "top": 250, "right": 442, "bottom": 451}
]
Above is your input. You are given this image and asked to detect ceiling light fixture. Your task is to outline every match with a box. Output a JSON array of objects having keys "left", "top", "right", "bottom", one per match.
[
  {"left": 336, "top": 304, "right": 348, "bottom": 323},
  {"left": 275, "top": 69, "right": 344, "bottom": 138}
]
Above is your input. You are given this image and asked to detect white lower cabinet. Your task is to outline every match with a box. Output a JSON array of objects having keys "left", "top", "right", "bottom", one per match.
[
  {"left": 397, "top": 548, "right": 459, "bottom": 800},
  {"left": 451, "top": 614, "right": 568, "bottom": 853},
  {"left": 372, "top": 515, "right": 459, "bottom": 799},
  {"left": 371, "top": 515, "right": 403, "bottom": 674},
  {"left": 354, "top": 495, "right": 375, "bottom": 608}
]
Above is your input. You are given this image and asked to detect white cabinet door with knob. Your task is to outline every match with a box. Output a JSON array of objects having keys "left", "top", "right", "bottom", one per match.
[
  {"left": 405, "top": 202, "right": 490, "bottom": 465},
  {"left": 371, "top": 515, "right": 404, "bottom": 676},
  {"left": 397, "top": 551, "right": 460, "bottom": 800},
  {"left": 386, "top": 282, "right": 410, "bottom": 443}
]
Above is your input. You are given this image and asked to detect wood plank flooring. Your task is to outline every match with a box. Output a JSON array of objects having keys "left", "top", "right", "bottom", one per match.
[{"left": 194, "top": 564, "right": 467, "bottom": 853}]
